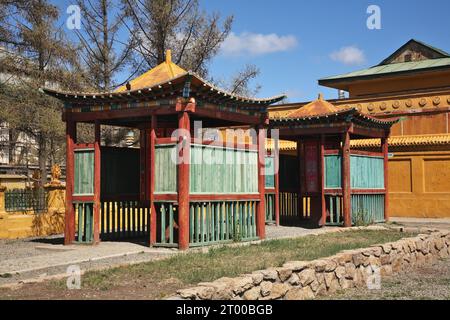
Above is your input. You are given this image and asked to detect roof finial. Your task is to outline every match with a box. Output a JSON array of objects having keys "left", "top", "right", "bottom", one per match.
[
  {"left": 318, "top": 93, "right": 324, "bottom": 100},
  {"left": 166, "top": 50, "right": 172, "bottom": 64}
]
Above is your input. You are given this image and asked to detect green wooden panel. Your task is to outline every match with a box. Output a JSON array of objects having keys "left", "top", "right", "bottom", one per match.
[
  {"left": 265, "top": 157, "right": 275, "bottom": 188},
  {"left": 351, "top": 194, "right": 385, "bottom": 224},
  {"left": 190, "top": 145, "right": 258, "bottom": 194},
  {"left": 325, "top": 155, "right": 342, "bottom": 188},
  {"left": 101, "top": 147, "right": 140, "bottom": 197},
  {"left": 155, "top": 145, "right": 177, "bottom": 193},
  {"left": 350, "top": 155, "right": 384, "bottom": 189},
  {"left": 74, "top": 150, "right": 94, "bottom": 195},
  {"left": 75, "top": 202, "right": 94, "bottom": 243},
  {"left": 188, "top": 200, "right": 258, "bottom": 246}
]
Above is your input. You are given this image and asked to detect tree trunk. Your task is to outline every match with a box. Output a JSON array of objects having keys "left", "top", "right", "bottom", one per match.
[
  {"left": 8, "top": 128, "right": 18, "bottom": 164},
  {"left": 38, "top": 133, "right": 48, "bottom": 186}
]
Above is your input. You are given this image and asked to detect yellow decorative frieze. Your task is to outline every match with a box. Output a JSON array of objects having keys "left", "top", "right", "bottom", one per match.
[{"left": 269, "top": 90, "right": 450, "bottom": 118}]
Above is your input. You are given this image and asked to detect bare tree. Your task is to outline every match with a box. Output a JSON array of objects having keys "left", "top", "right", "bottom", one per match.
[
  {"left": 0, "top": 0, "right": 83, "bottom": 185},
  {"left": 76, "top": 0, "right": 135, "bottom": 91},
  {"left": 227, "top": 64, "right": 261, "bottom": 96},
  {"left": 122, "top": 0, "right": 232, "bottom": 77}
]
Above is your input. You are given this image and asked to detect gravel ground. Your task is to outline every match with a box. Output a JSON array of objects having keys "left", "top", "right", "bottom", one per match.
[
  {"left": 0, "top": 235, "right": 176, "bottom": 287},
  {"left": 0, "top": 234, "right": 66, "bottom": 261},
  {"left": 320, "top": 258, "right": 450, "bottom": 300},
  {"left": 0, "top": 226, "right": 339, "bottom": 288},
  {"left": 0, "top": 250, "right": 174, "bottom": 288},
  {"left": 390, "top": 217, "right": 450, "bottom": 232},
  {"left": 265, "top": 225, "right": 336, "bottom": 240}
]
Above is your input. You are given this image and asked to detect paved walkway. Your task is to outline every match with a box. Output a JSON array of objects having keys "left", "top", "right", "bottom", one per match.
[
  {"left": 0, "top": 224, "right": 398, "bottom": 287},
  {"left": 391, "top": 217, "right": 450, "bottom": 231},
  {"left": 0, "top": 236, "right": 176, "bottom": 287}
]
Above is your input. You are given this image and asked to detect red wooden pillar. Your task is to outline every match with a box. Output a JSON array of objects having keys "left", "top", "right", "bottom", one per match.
[
  {"left": 381, "top": 136, "right": 389, "bottom": 222},
  {"left": 297, "top": 140, "right": 303, "bottom": 219},
  {"left": 149, "top": 116, "right": 157, "bottom": 246},
  {"left": 256, "top": 127, "right": 266, "bottom": 239},
  {"left": 178, "top": 112, "right": 190, "bottom": 250},
  {"left": 65, "top": 120, "right": 76, "bottom": 245},
  {"left": 320, "top": 135, "right": 326, "bottom": 226},
  {"left": 93, "top": 120, "right": 101, "bottom": 244},
  {"left": 139, "top": 128, "right": 148, "bottom": 203},
  {"left": 342, "top": 131, "right": 352, "bottom": 227},
  {"left": 274, "top": 137, "right": 280, "bottom": 226}
]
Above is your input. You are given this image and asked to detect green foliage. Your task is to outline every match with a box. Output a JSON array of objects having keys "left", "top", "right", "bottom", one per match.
[
  {"left": 232, "top": 222, "right": 242, "bottom": 243},
  {"left": 353, "top": 210, "right": 374, "bottom": 227}
]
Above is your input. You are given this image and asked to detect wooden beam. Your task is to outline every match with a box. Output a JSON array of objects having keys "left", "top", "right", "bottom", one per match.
[
  {"left": 93, "top": 120, "right": 101, "bottom": 244},
  {"left": 177, "top": 112, "right": 190, "bottom": 250},
  {"left": 277, "top": 124, "right": 351, "bottom": 137},
  {"left": 65, "top": 121, "right": 76, "bottom": 245},
  {"left": 256, "top": 127, "right": 266, "bottom": 239},
  {"left": 194, "top": 107, "right": 261, "bottom": 125},
  {"left": 351, "top": 125, "right": 389, "bottom": 138},
  {"left": 320, "top": 135, "right": 326, "bottom": 226},
  {"left": 297, "top": 140, "right": 304, "bottom": 219},
  {"left": 342, "top": 131, "right": 352, "bottom": 227},
  {"left": 274, "top": 137, "right": 280, "bottom": 226},
  {"left": 63, "top": 105, "right": 178, "bottom": 122},
  {"left": 139, "top": 128, "right": 148, "bottom": 203},
  {"left": 149, "top": 116, "right": 157, "bottom": 246},
  {"left": 382, "top": 136, "right": 389, "bottom": 222}
]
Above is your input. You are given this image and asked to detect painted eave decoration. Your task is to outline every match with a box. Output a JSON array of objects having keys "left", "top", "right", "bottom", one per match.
[{"left": 270, "top": 94, "right": 398, "bottom": 129}]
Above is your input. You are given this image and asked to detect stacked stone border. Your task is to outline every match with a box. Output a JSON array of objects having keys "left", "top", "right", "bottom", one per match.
[{"left": 173, "top": 229, "right": 450, "bottom": 300}]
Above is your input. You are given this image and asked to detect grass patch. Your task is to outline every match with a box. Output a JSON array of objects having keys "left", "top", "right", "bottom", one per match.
[{"left": 76, "top": 230, "right": 414, "bottom": 293}]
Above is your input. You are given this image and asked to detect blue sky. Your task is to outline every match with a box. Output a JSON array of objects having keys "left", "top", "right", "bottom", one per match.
[{"left": 55, "top": 0, "right": 450, "bottom": 102}]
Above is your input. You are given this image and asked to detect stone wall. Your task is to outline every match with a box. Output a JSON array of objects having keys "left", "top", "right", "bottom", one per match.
[{"left": 174, "top": 230, "right": 450, "bottom": 300}]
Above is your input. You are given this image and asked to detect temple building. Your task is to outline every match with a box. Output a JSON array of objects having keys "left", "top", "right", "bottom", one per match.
[{"left": 269, "top": 39, "right": 450, "bottom": 218}]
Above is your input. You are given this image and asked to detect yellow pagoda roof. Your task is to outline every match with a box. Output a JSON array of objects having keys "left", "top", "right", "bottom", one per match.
[
  {"left": 115, "top": 50, "right": 187, "bottom": 92},
  {"left": 42, "top": 49, "right": 286, "bottom": 107},
  {"left": 283, "top": 93, "right": 354, "bottom": 119}
]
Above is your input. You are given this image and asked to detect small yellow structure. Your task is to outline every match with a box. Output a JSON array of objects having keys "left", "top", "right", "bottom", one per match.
[
  {"left": 270, "top": 39, "right": 450, "bottom": 218},
  {"left": 0, "top": 165, "right": 66, "bottom": 239}
]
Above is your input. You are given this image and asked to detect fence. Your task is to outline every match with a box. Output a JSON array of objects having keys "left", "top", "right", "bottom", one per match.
[
  {"left": 265, "top": 193, "right": 276, "bottom": 223},
  {"left": 100, "top": 200, "right": 150, "bottom": 241},
  {"left": 188, "top": 200, "right": 258, "bottom": 247},
  {"left": 4, "top": 188, "right": 47, "bottom": 213}
]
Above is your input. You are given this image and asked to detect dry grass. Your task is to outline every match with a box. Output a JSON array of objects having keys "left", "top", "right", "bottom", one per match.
[{"left": 0, "top": 229, "right": 415, "bottom": 300}]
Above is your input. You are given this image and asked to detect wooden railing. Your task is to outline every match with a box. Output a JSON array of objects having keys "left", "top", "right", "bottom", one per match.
[
  {"left": 280, "top": 192, "right": 298, "bottom": 219},
  {"left": 189, "top": 200, "right": 258, "bottom": 247},
  {"left": 279, "top": 192, "right": 311, "bottom": 222},
  {"left": 100, "top": 200, "right": 150, "bottom": 241},
  {"left": 74, "top": 202, "right": 94, "bottom": 243},
  {"left": 265, "top": 192, "right": 276, "bottom": 224},
  {"left": 325, "top": 195, "right": 343, "bottom": 226},
  {"left": 351, "top": 194, "right": 385, "bottom": 224},
  {"left": 154, "top": 202, "right": 178, "bottom": 247}
]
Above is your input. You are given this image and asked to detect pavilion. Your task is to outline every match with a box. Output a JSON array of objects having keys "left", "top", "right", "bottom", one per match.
[
  {"left": 269, "top": 94, "right": 398, "bottom": 227},
  {"left": 42, "top": 50, "right": 285, "bottom": 249}
]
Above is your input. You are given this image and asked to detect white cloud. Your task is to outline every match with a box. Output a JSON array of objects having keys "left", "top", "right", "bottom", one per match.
[
  {"left": 330, "top": 46, "right": 366, "bottom": 65},
  {"left": 221, "top": 32, "right": 298, "bottom": 56}
]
